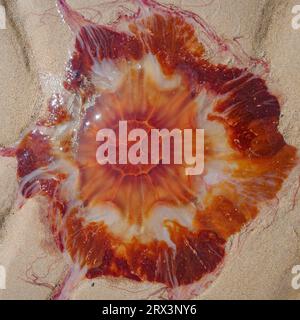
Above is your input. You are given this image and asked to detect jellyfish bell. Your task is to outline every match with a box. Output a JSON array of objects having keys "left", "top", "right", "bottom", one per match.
[{"left": 4, "top": 0, "right": 298, "bottom": 299}]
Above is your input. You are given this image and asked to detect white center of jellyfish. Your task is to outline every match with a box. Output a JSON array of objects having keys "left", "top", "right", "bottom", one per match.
[
  {"left": 69, "top": 53, "right": 233, "bottom": 244},
  {"left": 91, "top": 54, "right": 182, "bottom": 91},
  {"left": 83, "top": 203, "right": 196, "bottom": 247}
]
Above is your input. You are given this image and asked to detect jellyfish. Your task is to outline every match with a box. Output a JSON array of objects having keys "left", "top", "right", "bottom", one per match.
[{"left": 0, "top": 0, "right": 298, "bottom": 299}]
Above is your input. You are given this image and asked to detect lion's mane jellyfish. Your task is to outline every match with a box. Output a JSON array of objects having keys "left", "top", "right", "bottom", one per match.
[{"left": 1, "top": 0, "right": 298, "bottom": 299}]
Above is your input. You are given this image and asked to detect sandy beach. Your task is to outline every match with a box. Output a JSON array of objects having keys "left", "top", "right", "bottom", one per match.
[{"left": 0, "top": 0, "right": 300, "bottom": 300}]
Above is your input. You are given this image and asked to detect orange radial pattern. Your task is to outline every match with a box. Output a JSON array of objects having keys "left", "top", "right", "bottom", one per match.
[{"left": 11, "top": 0, "right": 298, "bottom": 298}]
